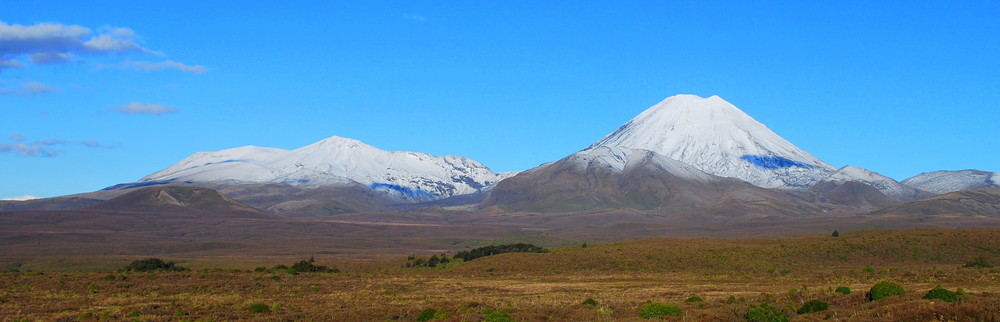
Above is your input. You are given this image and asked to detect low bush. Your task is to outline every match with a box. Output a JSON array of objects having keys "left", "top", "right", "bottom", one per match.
[
  {"left": 416, "top": 308, "right": 436, "bottom": 321},
  {"left": 684, "top": 295, "right": 704, "bottom": 302},
  {"left": 963, "top": 257, "right": 993, "bottom": 268},
  {"left": 867, "top": 281, "right": 905, "bottom": 301},
  {"left": 745, "top": 303, "right": 789, "bottom": 322},
  {"left": 482, "top": 307, "right": 513, "bottom": 322},
  {"left": 796, "top": 299, "right": 829, "bottom": 314},
  {"left": 246, "top": 303, "right": 271, "bottom": 313},
  {"left": 638, "top": 302, "right": 682, "bottom": 319},
  {"left": 123, "top": 258, "right": 188, "bottom": 272},
  {"left": 581, "top": 298, "right": 598, "bottom": 306},
  {"left": 923, "top": 286, "right": 959, "bottom": 302},
  {"left": 834, "top": 286, "right": 851, "bottom": 295},
  {"left": 290, "top": 257, "right": 339, "bottom": 273}
]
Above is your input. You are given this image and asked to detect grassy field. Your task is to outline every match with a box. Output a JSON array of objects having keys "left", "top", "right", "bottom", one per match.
[{"left": 2, "top": 228, "right": 999, "bottom": 321}]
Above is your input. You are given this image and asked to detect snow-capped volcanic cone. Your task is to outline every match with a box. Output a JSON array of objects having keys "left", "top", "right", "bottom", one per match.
[
  {"left": 590, "top": 94, "right": 835, "bottom": 189},
  {"left": 141, "top": 136, "right": 514, "bottom": 201}
]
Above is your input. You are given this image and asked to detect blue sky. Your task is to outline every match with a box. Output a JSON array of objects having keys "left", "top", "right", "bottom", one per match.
[{"left": 2, "top": 1, "right": 998, "bottom": 199}]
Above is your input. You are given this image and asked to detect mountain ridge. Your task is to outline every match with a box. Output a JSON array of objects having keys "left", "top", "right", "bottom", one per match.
[{"left": 141, "top": 136, "right": 516, "bottom": 202}]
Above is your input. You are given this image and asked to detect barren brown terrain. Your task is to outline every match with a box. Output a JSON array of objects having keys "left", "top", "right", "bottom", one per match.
[{"left": 2, "top": 228, "right": 999, "bottom": 321}]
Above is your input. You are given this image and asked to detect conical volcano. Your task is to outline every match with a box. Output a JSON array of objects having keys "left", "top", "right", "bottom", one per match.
[{"left": 590, "top": 94, "right": 835, "bottom": 188}]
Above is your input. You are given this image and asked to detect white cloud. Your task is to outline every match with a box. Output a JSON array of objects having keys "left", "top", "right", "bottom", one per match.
[
  {"left": 0, "top": 58, "right": 24, "bottom": 69},
  {"left": 29, "top": 52, "right": 73, "bottom": 64},
  {"left": 2, "top": 195, "right": 39, "bottom": 201},
  {"left": 0, "top": 81, "right": 58, "bottom": 96},
  {"left": 0, "top": 142, "right": 58, "bottom": 157},
  {"left": 0, "top": 21, "right": 172, "bottom": 72},
  {"left": 121, "top": 60, "right": 206, "bottom": 74},
  {"left": 0, "top": 135, "right": 120, "bottom": 157},
  {"left": 111, "top": 102, "right": 178, "bottom": 115}
]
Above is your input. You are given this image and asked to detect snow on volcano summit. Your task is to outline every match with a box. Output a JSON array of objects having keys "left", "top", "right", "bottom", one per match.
[
  {"left": 141, "top": 136, "right": 514, "bottom": 201},
  {"left": 590, "top": 94, "right": 835, "bottom": 189}
]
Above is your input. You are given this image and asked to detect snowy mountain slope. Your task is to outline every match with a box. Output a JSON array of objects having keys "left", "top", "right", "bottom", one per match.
[
  {"left": 902, "top": 170, "right": 1000, "bottom": 194},
  {"left": 563, "top": 146, "right": 718, "bottom": 181},
  {"left": 141, "top": 136, "right": 515, "bottom": 201},
  {"left": 590, "top": 94, "right": 835, "bottom": 189},
  {"left": 483, "top": 145, "right": 829, "bottom": 216},
  {"left": 819, "top": 165, "right": 927, "bottom": 200}
]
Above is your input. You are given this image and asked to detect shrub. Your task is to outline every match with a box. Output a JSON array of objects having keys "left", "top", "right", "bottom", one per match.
[
  {"left": 834, "top": 286, "right": 851, "bottom": 295},
  {"left": 639, "top": 302, "right": 683, "bottom": 319},
  {"left": 796, "top": 299, "right": 829, "bottom": 314},
  {"left": 867, "top": 281, "right": 905, "bottom": 301},
  {"left": 745, "top": 304, "right": 789, "bottom": 322},
  {"left": 453, "top": 243, "right": 548, "bottom": 262},
  {"left": 123, "top": 258, "right": 188, "bottom": 272},
  {"left": 246, "top": 303, "right": 271, "bottom": 313},
  {"left": 923, "top": 286, "right": 958, "bottom": 302},
  {"left": 684, "top": 295, "right": 704, "bottom": 303},
  {"left": 831, "top": 230, "right": 839, "bottom": 237},
  {"left": 416, "top": 308, "right": 436, "bottom": 321},
  {"left": 963, "top": 257, "right": 993, "bottom": 268},
  {"left": 482, "top": 307, "right": 513, "bottom": 322},
  {"left": 289, "top": 258, "right": 340, "bottom": 273},
  {"left": 582, "top": 298, "right": 598, "bottom": 306}
]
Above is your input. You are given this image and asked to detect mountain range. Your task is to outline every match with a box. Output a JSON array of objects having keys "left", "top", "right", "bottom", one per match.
[
  {"left": 3, "top": 95, "right": 999, "bottom": 223},
  {"left": 5, "top": 94, "right": 1000, "bottom": 259}
]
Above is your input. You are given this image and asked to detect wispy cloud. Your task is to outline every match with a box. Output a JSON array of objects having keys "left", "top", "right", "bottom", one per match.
[
  {"left": 0, "top": 81, "right": 58, "bottom": 96},
  {"left": 2, "top": 195, "right": 39, "bottom": 201},
  {"left": 405, "top": 14, "right": 429, "bottom": 22},
  {"left": 0, "top": 135, "right": 121, "bottom": 157},
  {"left": 0, "top": 21, "right": 178, "bottom": 72},
  {"left": 110, "top": 102, "right": 178, "bottom": 115},
  {"left": 0, "top": 142, "right": 59, "bottom": 157},
  {"left": 119, "top": 60, "right": 206, "bottom": 74}
]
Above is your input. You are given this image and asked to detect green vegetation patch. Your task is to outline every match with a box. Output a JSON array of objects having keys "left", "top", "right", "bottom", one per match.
[
  {"left": 923, "top": 286, "right": 959, "bottom": 302},
  {"left": 745, "top": 303, "right": 789, "bottom": 322},
  {"left": 684, "top": 295, "right": 704, "bottom": 303},
  {"left": 453, "top": 243, "right": 549, "bottom": 262},
  {"left": 290, "top": 257, "right": 339, "bottom": 273},
  {"left": 834, "top": 286, "right": 851, "bottom": 295},
  {"left": 963, "top": 256, "right": 993, "bottom": 268},
  {"left": 416, "top": 308, "right": 437, "bottom": 321},
  {"left": 796, "top": 299, "right": 829, "bottom": 314},
  {"left": 246, "top": 303, "right": 271, "bottom": 313},
  {"left": 867, "top": 281, "right": 905, "bottom": 301},
  {"left": 581, "top": 298, "right": 598, "bottom": 306},
  {"left": 481, "top": 307, "right": 513, "bottom": 322},
  {"left": 122, "top": 258, "right": 188, "bottom": 272},
  {"left": 639, "top": 302, "right": 683, "bottom": 319}
]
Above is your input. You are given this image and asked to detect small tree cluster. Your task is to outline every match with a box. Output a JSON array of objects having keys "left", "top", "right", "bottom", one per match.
[
  {"left": 290, "top": 257, "right": 339, "bottom": 273},
  {"left": 405, "top": 254, "right": 452, "bottom": 268},
  {"left": 453, "top": 243, "right": 549, "bottom": 262},
  {"left": 123, "top": 258, "right": 188, "bottom": 272}
]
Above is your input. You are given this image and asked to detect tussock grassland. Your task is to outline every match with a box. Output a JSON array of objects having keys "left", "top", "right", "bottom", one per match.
[{"left": 2, "top": 228, "right": 999, "bottom": 321}]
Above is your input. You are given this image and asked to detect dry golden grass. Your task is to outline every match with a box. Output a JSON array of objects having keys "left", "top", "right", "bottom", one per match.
[{"left": 2, "top": 228, "right": 999, "bottom": 321}]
